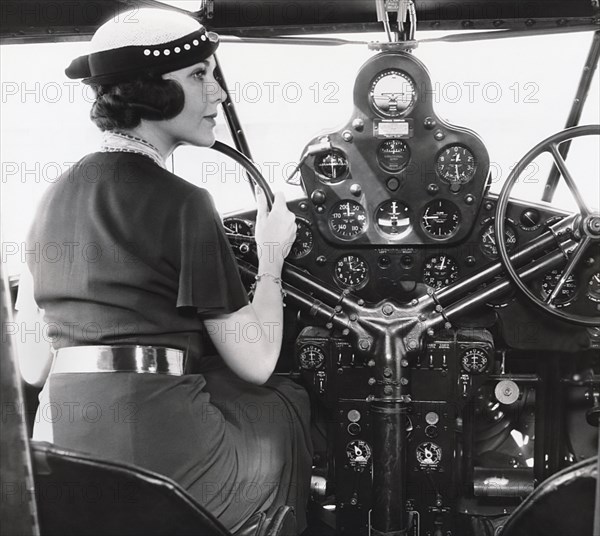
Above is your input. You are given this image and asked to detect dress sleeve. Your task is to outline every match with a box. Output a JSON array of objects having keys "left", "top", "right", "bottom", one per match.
[{"left": 175, "top": 188, "right": 249, "bottom": 315}]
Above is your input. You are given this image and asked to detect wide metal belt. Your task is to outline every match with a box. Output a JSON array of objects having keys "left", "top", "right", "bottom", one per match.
[{"left": 50, "top": 345, "right": 185, "bottom": 376}]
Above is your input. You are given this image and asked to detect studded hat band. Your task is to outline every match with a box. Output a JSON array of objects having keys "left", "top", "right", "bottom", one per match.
[{"left": 65, "top": 28, "right": 219, "bottom": 85}]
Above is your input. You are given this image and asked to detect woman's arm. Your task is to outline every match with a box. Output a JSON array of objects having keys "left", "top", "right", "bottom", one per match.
[
  {"left": 204, "top": 191, "right": 296, "bottom": 385},
  {"left": 14, "top": 265, "right": 53, "bottom": 387}
]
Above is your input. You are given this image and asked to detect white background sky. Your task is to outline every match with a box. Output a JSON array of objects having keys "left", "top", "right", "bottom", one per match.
[{"left": 1, "top": 23, "right": 599, "bottom": 276}]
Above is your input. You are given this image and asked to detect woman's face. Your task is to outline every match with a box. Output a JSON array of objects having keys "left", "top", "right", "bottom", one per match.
[{"left": 160, "top": 56, "right": 226, "bottom": 147}]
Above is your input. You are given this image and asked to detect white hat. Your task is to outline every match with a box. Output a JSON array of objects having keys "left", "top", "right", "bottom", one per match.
[{"left": 65, "top": 8, "right": 219, "bottom": 85}]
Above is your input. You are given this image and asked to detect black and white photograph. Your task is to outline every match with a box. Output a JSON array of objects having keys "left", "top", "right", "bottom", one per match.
[{"left": 1, "top": 1, "right": 599, "bottom": 535}]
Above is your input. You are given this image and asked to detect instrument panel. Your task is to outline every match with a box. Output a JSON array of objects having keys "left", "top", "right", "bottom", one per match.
[{"left": 298, "top": 52, "right": 490, "bottom": 248}]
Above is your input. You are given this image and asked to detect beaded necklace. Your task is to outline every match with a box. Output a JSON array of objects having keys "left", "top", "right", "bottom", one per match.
[{"left": 100, "top": 131, "right": 166, "bottom": 169}]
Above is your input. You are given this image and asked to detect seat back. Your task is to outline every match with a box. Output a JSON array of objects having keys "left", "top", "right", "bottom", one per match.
[
  {"left": 31, "top": 441, "right": 231, "bottom": 536},
  {"left": 500, "top": 455, "right": 597, "bottom": 536}
]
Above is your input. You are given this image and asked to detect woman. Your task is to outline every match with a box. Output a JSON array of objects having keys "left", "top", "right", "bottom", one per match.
[{"left": 18, "top": 8, "right": 312, "bottom": 534}]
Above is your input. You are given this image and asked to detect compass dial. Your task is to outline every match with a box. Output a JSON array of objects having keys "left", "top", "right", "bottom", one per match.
[
  {"left": 436, "top": 145, "right": 476, "bottom": 184},
  {"left": 370, "top": 70, "right": 416, "bottom": 117},
  {"left": 375, "top": 200, "right": 411, "bottom": 238},
  {"left": 421, "top": 200, "right": 461, "bottom": 238},
  {"left": 329, "top": 200, "right": 368, "bottom": 239},
  {"left": 334, "top": 254, "right": 369, "bottom": 289},
  {"left": 377, "top": 139, "right": 411, "bottom": 172},
  {"left": 422, "top": 254, "right": 459, "bottom": 289},
  {"left": 314, "top": 150, "right": 349, "bottom": 183}
]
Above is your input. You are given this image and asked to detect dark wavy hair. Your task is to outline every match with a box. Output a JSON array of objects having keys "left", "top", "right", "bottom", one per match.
[{"left": 90, "top": 75, "right": 185, "bottom": 131}]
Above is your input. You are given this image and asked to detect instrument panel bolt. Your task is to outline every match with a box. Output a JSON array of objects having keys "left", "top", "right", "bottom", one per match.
[
  {"left": 435, "top": 305, "right": 443, "bottom": 312},
  {"left": 326, "top": 322, "right": 333, "bottom": 329},
  {"left": 342, "top": 329, "right": 350, "bottom": 336},
  {"left": 352, "top": 118, "right": 365, "bottom": 131},
  {"left": 383, "top": 367, "right": 393, "bottom": 377},
  {"left": 384, "top": 385, "right": 393, "bottom": 395},
  {"left": 382, "top": 304, "right": 394, "bottom": 316},
  {"left": 335, "top": 305, "right": 342, "bottom": 313},
  {"left": 367, "top": 359, "right": 376, "bottom": 367},
  {"left": 464, "top": 194, "right": 475, "bottom": 205},
  {"left": 368, "top": 377, "right": 377, "bottom": 386},
  {"left": 434, "top": 129, "right": 445, "bottom": 141},
  {"left": 342, "top": 130, "right": 353, "bottom": 142},
  {"left": 444, "top": 322, "right": 452, "bottom": 330},
  {"left": 357, "top": 299, "right": 365, "bottom": 306},
  {"left": 350, "top": 184, "right": 362, "bottom": 196},
  {"left": 411, "top": 299, "right": 419, "bottom": 306},
  {"left": 427, "top": 328, "right": 435, "bottom": 336},
  {"left": 349, "top": 313, "right": 358, "bottom": 321},
  {"left": 423, "top": 117, "right": 436, "bottom": 129},
  {"left": 359, "top": 339, "right": 371, "bottom": 350},
  {"left": 401, "top": 359, "right": 409, "bottom": 367},
  {"left": 400, "top": 377, "right": 409, "bottom": 385}
]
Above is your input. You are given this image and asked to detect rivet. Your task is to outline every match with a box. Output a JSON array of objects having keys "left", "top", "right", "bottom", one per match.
[
  {"left": 174, "top": 47, "right": 181, "bottom": 53},
  {"left": 193, "top": 39, "right": 199, "bottom": 46},
  {"left": 184, "top": 44, "right": 191, "bottom": 50},
  {"left": 144, "top": 49, "right": 151, "bottom": 56},
  {"left": 153, "top": 50, "right": 160, "bottom": 56},
  {"left": 201, "top": 34, "right": 207, "bottom": 41},
  {"left": 163, "top": 49, "right": 170, "bottom": 55}
]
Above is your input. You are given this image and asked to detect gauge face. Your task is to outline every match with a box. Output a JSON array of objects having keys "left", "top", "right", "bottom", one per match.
[
  {"left": 370, "top": 70, "right": 416, "bottom": 117},
  {"left": 421, "top": 200, "right": 461, "bottom": 238},
  {"left": 329, "top": 200, "right": 368, "bottom": 239},
  {"left": 587, "top": 272, "right": 600, "bottom": 303},
  {"left": 288, "top": 219, "right": 313, "bottom": 259},
  {"left": 436, "top": 145, "right": 476, "bottom": 184},
  {"left": 298, "top": 344, "right": 325, "bottom": 370},
  {"left": 541, "top": 269, "right": 578, "bottom": 307},
  {"left": 422, "top": 255, "right": 459, "bottom": 289},
  {"left": 479, "top": 219, "right": 518, "bottom": 258},
  {"left": 346, "top": 440, "right": 372, "bottom": 468},
  {"left": 334, "top": 254, "right": 369, "bottom": 288},
  {"left": 519, "top": 208, "right": 542, "bottom": 231},
  {"left": 377, "top": 139, "right": 411, "bottom": 172},
  {"left": 375, "top": 200, "right": 411, "bottom": 238},
  {"left": 461, "top": 348, "right": 489, "bottom": 373},
  {"left": 416, "top": 442, "right": 442, "bottom": 467},
  {"left": 314, "top": 151, "right": 349, "bottom": 182},
  {"left": 223, "top": 218, "right": 253, "bottom": 236}
]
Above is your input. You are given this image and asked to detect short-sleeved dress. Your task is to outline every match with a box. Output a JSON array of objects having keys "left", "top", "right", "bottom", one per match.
[{"left": 27, "top": 151, "right": 313, "bottom": 533}]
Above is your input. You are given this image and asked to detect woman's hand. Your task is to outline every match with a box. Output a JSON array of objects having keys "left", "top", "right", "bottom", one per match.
[{"left": 254, "top": 189, "right": 297, "bottom": 274}]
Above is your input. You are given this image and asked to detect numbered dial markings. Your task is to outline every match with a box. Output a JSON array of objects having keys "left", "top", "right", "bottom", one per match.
[
  {"left": 314, "top": 151, "right": 349, "bottom": 182},
  {"left": 298, "top": 344, "right": 326, "bottom": 370},
  {"left": 223, "top": 218, "right": 253, "bottom": 236},
  {"left": 346, "top": 440, "right": 372, "bottom": 468},
  {"left": 421, "top": 200, "right": 461, "bottom": 238},
  {"left": 334, "top": 254, "right": 369, "bottom": 289},
  {"left": 377, "top": 139, "right": 411, "bottom": 172},
  {"left": 370, "top": 70, "right": 416, "bottom": 117},
  {"left": 541, "top": 269, "right": 578, "bottom": 307},
  {"left": 479, "top": 219, "right": 518, "bottom": 258},
  {"left": 416, "top": 442, "right": 442, "bottom": 467},
  {"left": 423, "top": 255, "right": 459, "bottom": 289},
  {"left": 587, "top": 272, "right": 600, "bottom": 303},
  {"left": 436, "top": 145, "right": 476, "bottom": 184},
  {"left": 289, "top": 219, "right": 314, "bottom": 259},
  {"left": 375, "top": 200, "right": 411, "bottom": 238},
  {"left": 329, "top": 200, "right": 368, "bottom": 239},
  {"left": 461, "top": 348, "right": 489, "bottom": 373}
]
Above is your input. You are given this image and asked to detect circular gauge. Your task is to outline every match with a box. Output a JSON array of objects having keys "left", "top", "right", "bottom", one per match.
[
  {"left": 298, "top": 344, "right": 325, "bottom": 370},
  {"left": 346, "top": 440, "right": 372, "bottom": 468},
  {"left": 223, "top": 218, "right": 253, "bottom": 236},
  {"left": 436, "top": 145, "right": 476, "bottom": 184},
  {"left": 587, "top": 272, "right": 600, "bottom": 303},
  {"left": 461, "top": 348, "right": 489, "bottom": 373},
  {"left": 479, "top": 219, "right": 518, "bottom": 258},
  {"left": 329, "top": 200, "right": 368, "bottom": 239},
  {"left": 334, "top": 254, "right": 369, "bottom": 289},
  {"left": 541, "top": 269, "right": 578, "bottom": 307},
  {"left": 375, "top": 200, "right": 411, "bottom": 238},
  {"left": 422, "top": 254, "right": 459, "bottom": 289},
  {"left": 370, "top": 70, "right": 416, "bottom": 117},
  {"left": 416, "top": 442, "right": 442, "bottom": 467},
  {"left": 288, "top": 219, "right": 313, "bottom": 259},
  {"left": 421, "top": 200, "right": 461, "bottom": 238},
  {"left": 377, "top": 139, "right": 411, "bottom": 172},
  {"left": 314, "top": 151, "right": 349, "bottom": 183},
  {"left": 519, "top": 208, "right": 542, "bottom": 231}
]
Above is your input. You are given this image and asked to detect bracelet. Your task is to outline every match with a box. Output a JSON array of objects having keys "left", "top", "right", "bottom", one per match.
[{"left": 249, "top": 273, "right": 287, "bottom": 304}]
